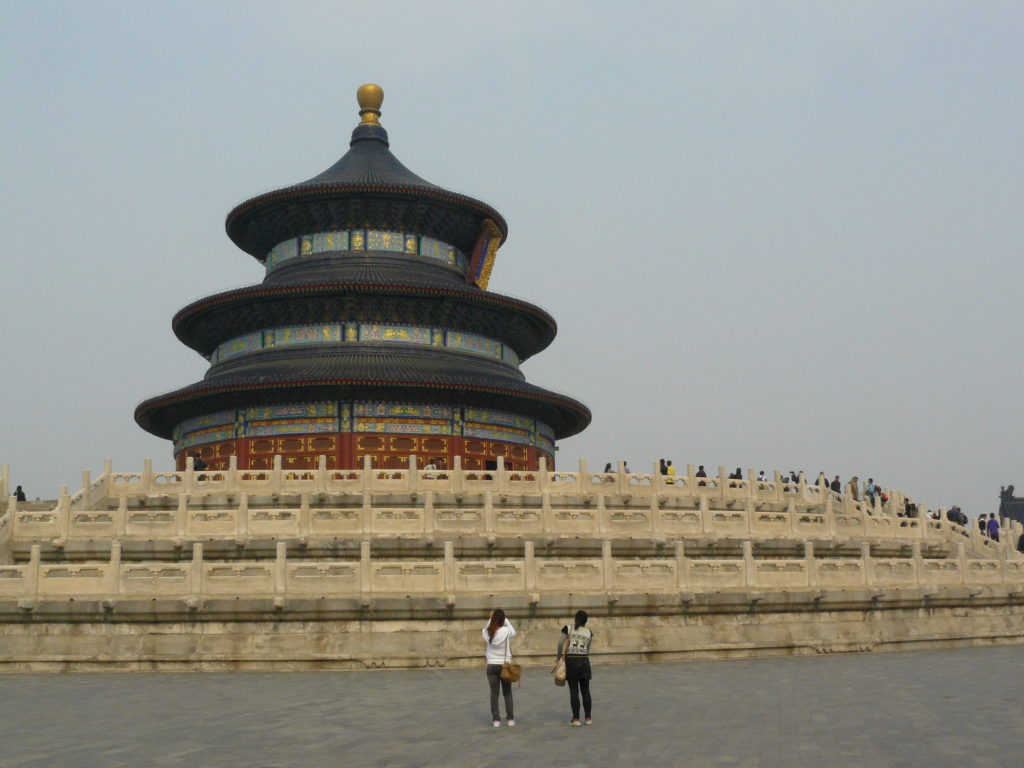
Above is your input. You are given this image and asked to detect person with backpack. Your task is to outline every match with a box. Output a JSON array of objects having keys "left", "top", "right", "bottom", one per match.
[{"left": 558, "top": 610, "right": 594, "bottom": 726}]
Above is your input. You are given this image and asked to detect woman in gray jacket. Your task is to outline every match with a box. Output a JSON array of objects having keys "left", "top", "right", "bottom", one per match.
[{"left": 558, "top": 609, "right": 593, "bottom": 725}]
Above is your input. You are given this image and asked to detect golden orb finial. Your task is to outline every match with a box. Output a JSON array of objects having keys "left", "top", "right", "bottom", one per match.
[{"left": 357, "top": 83, "right": 384, "bottom": 124}]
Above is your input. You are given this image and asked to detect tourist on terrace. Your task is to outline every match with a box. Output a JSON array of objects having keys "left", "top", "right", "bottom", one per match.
[
  {"left": 830, "top": 475, "right": 842, "bottom": 493},
  {"left": 696, "top": 465, "right": 708, "bottom": 485},
  {"left": 1016, "top": 532, "right": 1024, "bottom": 554},
  {"left": 482, "top": 609, "right": 516, "bottom": 727},
  {"left": 602, "top": 462, "right": 614, "bottom": 481},
  {"left": 728, "top": 467, "right": 742, "bottom": 487},
  {"left": 865, "top": 478, "right": 877, "bottom": 505},
  {"left": 987, "top": 514, "right": 1000, "bottom": 542},
  {"left": 817, "top": 472, "right": 828, "bottom": 488},
  {"left": 13, "top": 485, "right": 26, "bottom": 502},
  {"left": 666, "top": 460, "right": 676, "bottom": 484},
  {"left": 757, "top": 470, "right": 767, "bottom": 483},
  {"left": 558, "top": 610, "right": 594, "bottom": 726},
  {"left": 659, "top": 459, "right": 667, "bottom": 475},
  {"left": 979, "top": 515, "right": 988, "bottom": 536}
]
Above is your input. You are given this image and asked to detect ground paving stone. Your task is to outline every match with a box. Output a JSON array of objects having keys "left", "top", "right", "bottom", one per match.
[{"left": 1, "top": 646, "right": 1021, "bottom": 767}]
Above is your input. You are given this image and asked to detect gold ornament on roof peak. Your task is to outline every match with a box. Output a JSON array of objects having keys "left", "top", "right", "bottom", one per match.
[{"left": 357, "top": 83, "right": 384, "bottom": 124}]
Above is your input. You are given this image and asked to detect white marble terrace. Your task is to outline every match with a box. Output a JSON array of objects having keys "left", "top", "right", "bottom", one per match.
[{"left": 1, "top": 458, "right": 1021, "bottom": 605}]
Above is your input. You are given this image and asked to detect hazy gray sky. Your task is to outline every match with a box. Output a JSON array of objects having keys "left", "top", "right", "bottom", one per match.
[{"left": 2, "top": 2, "right": 1021, "bottom": 517}]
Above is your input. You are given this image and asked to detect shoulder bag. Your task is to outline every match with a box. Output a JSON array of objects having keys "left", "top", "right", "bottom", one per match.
[
  {"left": 500, "top": 637, "right": 522, "bottom": 683},
  {"left": 552, "top": 632, "right": 567, "bottom": 686}
]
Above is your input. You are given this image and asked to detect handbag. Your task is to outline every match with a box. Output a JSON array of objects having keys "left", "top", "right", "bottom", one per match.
[
  {"left": 552, "top": 653, "right": 567, "bottom": 686},
  {"left": 552, "top": 625, "right": 570, "bottom": 685},
  {"left": 500, "top": 639, "right": 522, "bottom": 683}
]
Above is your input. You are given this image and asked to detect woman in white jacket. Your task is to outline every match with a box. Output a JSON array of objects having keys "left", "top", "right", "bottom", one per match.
[{"left": 482, "top": 608, "right": 516, "bottom": 727}]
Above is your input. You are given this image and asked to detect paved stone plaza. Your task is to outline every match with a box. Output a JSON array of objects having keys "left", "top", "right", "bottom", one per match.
[{"left": 1, "top": 645, "right": 1021, "bottom": 768}]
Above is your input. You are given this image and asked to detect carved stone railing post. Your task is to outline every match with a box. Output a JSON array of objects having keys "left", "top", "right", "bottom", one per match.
[
  {"left": 911, "top": 541, "right": 923, "bottom": 585},
  {"left": 444, "top": 541, "right": 455, "bottom": 593},
  {"left": 360, "top": 540, "right": 372, "bottom": 600},
  {"left": 142, "top": 458, "right": 153, "bottom": 496},
  {"left": 578, "top": 459, "right": 589, "bottom": 491},
  {"left": 452, "top": 456, "right": 464, "bottom": 494},
  {"left": 275, "top": 541, "right": 287, "bottom": 594},
  {"left": 0, "top": 463, "right": 7, "bottom": 501},
  {"left": 699, "top": 495, "right": 711, "bottom": 535},
  {"left": 746, "top": 468, "right": 757, "bottom": 499},
  {"left": 616, "top": 460, "right": 626, "bottom": 495},
  {"left": 108, "top": 540, "right": 121, "bottom": 595},
  {"left": 79, "top": 470, "right": 91, "bottom": 511},
  {"left": 58, "top": 486, "right": 70, "bottom": 539},
  {"left": 27, "top": 544, "right": 40, "bottom": 598},
  {"left": 423, "top": 491, "right": 435, "bottom": 535},
  {"left": 524, "top": 540, "right": 536, "bottom": 593},
  {"left": 957, "top": 542, "right": 967, "bottom": 584},
  {"left": 541, "top": 493, "right": 552, "bottom": 535},
  {"left": 190, "top": 542, "right": 203, "bottom": 594},
  {"left": 483, "top": 492, "right": 495, "bottom": 535},
  {"left": 362, "top": 455, "right": 373, "bottom": 495},
  {"left": 496, "top": 456, "right": 507, "bottom": 494},
  {"left": 804, "top": 541, "right": 816, "bottom": 587},
  {"left": 742, "top": 541, "right": 754, "bottom": 587},
  {"left": 184, "top": 456, "right": 195, "bottom": 495},
  {"left": 175, "top": 494, "right": 188, "bottom": 537},
  {"left": 102, "top": 459, "right": 113, "bottom": 498},
  {"left": 361, "top": 491, "right": 372, "bottom": 535},
  {"left": 861, "top": 542, "right": 873, "bottom": 586},
  {"left": 299, "top": 493, "right": 311, "bottom": 537},
  {"left": 717, "top": 466, "right": 727, "bottom": 499},
  {"left": 272, "top": 455, "right": 283, "bottom": 495},
  {"left": 538, "top": 456, "right": 549, "bottom": 492},
  {"left": 115, "top": 496, "right": 128, "bottom": 537},
  {"left": 316, "top": 455, "right": 328, "bottom": 493},
  {"left": 227, "top": 455, "right": 239, "bottom": 493},
  {"left": 675, "top": 540, "right": 687, "bottom": 589},
  {"left": 602, "top": 540, "right": 614, "bottom": 592},
  {"left": 408, "top": 454, "right": 418, "bottom": 493},
  {"left": 686, "top": 464, "right": 696, "bottom": 491},
  {"left": 773, "top": 471, "right": 783, "bottom": 503},
  {"left": 237, "top": 494, "right": 248, "bottom": 539},
  {"left": 596, "top": 494, "right": 607, "bottom": 535}
]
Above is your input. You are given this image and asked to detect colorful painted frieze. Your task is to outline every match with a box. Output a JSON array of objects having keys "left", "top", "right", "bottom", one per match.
[
  {"left": 245, "top": 417, "right": 339, "bottom": 437},
  {"left": 354, "top": 418, "right": 451, "bottom": 435},
  {"left": 352, "top": 403, "right": 453, "bottom": 419},
  {"left": 463, "top": 424, "right": 533, "bottom": 445},
  {"left": 244, "top": 403, "right": 337, "bottom": 420},
  {"left": 463, "top": 407, "right": 534, "bottom": 430},
  {"left": 173, "top": 409, "right": 237, "bottom": 439}
]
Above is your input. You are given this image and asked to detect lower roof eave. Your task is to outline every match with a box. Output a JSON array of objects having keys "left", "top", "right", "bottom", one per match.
[{"left": 135, "top": 378, "right": 590, "bottom": 442}]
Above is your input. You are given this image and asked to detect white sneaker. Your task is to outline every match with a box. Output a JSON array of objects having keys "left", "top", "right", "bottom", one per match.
[
  {"left": 493, "top": 720, "right": 501, "bottom": 728},
  {"left": 507, "top": 719, "right": 516, "bottom": 727}
]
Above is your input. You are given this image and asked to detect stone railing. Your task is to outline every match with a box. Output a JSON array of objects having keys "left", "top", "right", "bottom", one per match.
[
  {"left": 9, "top": 492, "right": 1019, "bottom": 558},
  {"left": 94, "top": 457, "right": 890, "bottom": 511},
  {"left": 3, "top": 457, "right": 1019, "bottom": 561},
  {"left": 1, "top": 539, "right": 1022, "bottom": 606}
]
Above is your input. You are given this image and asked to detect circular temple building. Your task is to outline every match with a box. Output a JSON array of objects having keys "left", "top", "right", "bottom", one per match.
[{"left": 135, "top": 85, "right": 590, "bottom": 472}]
